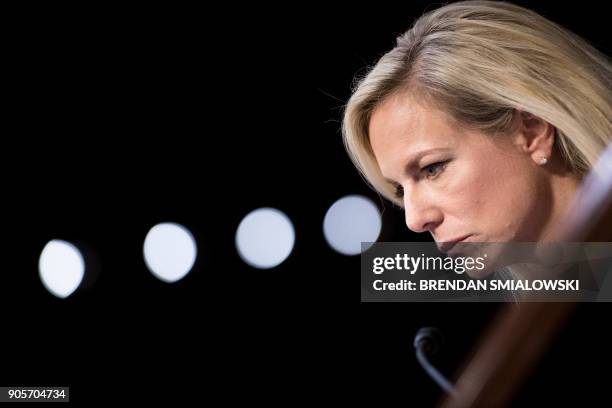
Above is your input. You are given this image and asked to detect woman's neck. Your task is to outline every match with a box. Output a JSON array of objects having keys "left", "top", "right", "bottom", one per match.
[{"left": 539, "top": 171, "right": 582, "bottom": 241}]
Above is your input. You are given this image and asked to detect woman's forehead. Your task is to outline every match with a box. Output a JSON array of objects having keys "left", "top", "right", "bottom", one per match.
[{"left": 369, "top": 95, "right": 459, "bottom": 155}]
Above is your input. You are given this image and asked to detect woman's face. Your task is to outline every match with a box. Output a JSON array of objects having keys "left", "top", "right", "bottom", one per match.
[{"left": 369, "top": 93, "right": 563, "bottom": 250}]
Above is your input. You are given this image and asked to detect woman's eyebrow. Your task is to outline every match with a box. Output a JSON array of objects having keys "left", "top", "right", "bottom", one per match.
[{"left": 383, "top": 147, "right": 451, "bottom": 184}]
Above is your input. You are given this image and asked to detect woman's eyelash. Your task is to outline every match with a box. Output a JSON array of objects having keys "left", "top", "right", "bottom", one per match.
[
  {"left": 421, "top": 161, "right": 447, "bottom": 178},
  {"left": 393, "top": 161, "right": 448, "bottom": 199}
]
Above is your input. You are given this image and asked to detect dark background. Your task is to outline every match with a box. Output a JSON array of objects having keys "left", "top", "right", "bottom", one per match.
[{"left": 3, "top": 1, "right": 610, "bottom": 406}]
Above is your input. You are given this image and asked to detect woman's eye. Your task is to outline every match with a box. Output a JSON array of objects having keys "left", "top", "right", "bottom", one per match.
[
  {"left": 421, "top": 161, "right": 447, "bottom": 179},
  {"left": 393, "top": 161, "right": 447, "bottom": 198}
]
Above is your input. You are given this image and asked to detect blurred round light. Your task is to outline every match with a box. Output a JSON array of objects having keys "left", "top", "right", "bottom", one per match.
[
  {"left": 235, "top": 207, "right": 295, "bottom": 269},
  {"left": 144, "top": 222, "right": 197, "bottom": 283},
  {"left": 39, "top": 240, "right": 85, "bottom": 298},
  {"left": 323, "top": 195, "right": 381, "bottom": 255}
]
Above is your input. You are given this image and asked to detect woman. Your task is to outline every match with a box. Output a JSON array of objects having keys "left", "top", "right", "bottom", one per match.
[{"left": 343, "top": 0, "right": 611, "bottom": 258}]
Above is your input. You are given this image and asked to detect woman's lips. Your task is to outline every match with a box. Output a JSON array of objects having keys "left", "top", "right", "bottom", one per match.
[{"left": 436, "top": 235, "right": 472, "bottom": 253}]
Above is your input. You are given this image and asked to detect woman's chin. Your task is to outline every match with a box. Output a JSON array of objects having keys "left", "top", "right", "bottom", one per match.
[{"left": 465, "top": 266, "right": 495, "bottom": 279}]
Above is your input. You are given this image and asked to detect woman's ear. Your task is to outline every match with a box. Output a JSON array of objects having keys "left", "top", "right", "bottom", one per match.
[{"left": 514, "top": 110, "right": 556, "bottom": 165}]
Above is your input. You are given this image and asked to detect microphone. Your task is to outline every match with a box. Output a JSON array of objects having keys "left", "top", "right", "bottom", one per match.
[{"left": 414, "top": 327, "right": 456, "bottom": 396}]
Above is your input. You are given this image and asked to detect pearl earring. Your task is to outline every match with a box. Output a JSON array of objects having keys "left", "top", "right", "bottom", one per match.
[{"left": 539, "top": 157, "right": 548, "bottom": 165}]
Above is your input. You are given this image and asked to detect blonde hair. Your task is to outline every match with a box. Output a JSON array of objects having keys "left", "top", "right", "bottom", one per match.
[{"left": 343, "top": 0, "right": 612, "bottom": 207}]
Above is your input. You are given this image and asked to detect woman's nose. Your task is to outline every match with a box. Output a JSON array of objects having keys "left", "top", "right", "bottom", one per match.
[{"left": 403, "top": 191, "right": 441, "bottom": 233}]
